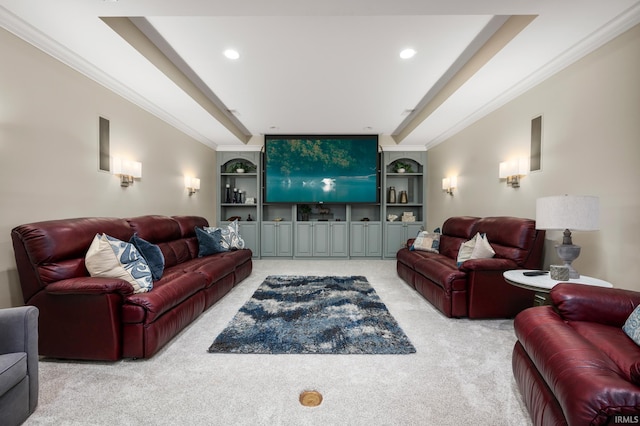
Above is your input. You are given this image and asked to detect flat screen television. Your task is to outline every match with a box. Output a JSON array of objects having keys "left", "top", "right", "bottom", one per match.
[{"left": 264, "top": 135, "right": 380, "bottom": 204}]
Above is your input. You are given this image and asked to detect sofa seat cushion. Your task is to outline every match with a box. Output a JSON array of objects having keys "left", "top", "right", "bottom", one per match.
[
  {"left": 515, "top": 306, "right": 639, "bottom": 425},
  {"left": 181, "top": 255, "right": 237, "bottom": 285},
  {"left": 396, "top": 247, "right": 440, "bottom": 269},
  {"left": 0, "top": 352, "right": 27, "bottom": 396},
  {"left": 413, "top": 257, "right": 467, "bottom": 292},
  {"left": 122, "top": 271, "right": 207, "bottom": 324},
  {"left": 570, "top": 320, "right": 640, "bottom": 384}
]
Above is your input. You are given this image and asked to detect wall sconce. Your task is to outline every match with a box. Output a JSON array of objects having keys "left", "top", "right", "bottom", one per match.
[
  {"left": 185, "top": 176, "right": 201, "bottom": 196},
  {"left": 442, "top": 176, "right": 457, "bottom": 195},
  {"left": 499, "top": 158, "right": 529, "bottom": 188},
  {"left": 112, "top": 157, "right": 142, "bottom": 187}
]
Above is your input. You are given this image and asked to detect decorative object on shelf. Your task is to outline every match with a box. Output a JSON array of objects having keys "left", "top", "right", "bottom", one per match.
[
  {"left": 442, "top": 176, "right": 457, "bottom": 195},
  {"left": 549, "top": 265, "right": 570, "bottom": 281},
  {"left": 227, "top": 161, "right": 253, "bottom": 174},
  {"left": 387, "top": 214, "right": 398, "bottom": 222},
  {"left": 399, "top": 190, "right": 408, "bottom": 204},
  {"left": 298, "top": 204, "right": 312, "bottom": 221},
  {"left": 232, "top": 188, "right": 238, "bottom": 203},
  {"left": 393, "top": 161, "right": 413, "bottom": 173},
  {"left": 499, "top": 157, "right": 529, "bottom": 188},
  {"left": 401, "top": 212, "right": 415, "bottom": 222},
  {"left": 361, "top": 218, "right": 370, "bottom": 221},
  {"left": 184, "top": 176, "right": 200, "bottom": 196},
  {"left": 245, "top": 197, "right": 255, "bottom": 205},
  {"left": 225, "top": 184, "right": 232, "bottom": 203},
  {"left": 247, "top": 214, "right": 253, "bottom": 222},
  {"left": 273, "top": 217, "right": 283, "bottom": 222},
  {"left": 226, "top": 216, "right": 242, "bottom": 222},
  {"left": 238, "top": 190, "right": 244, "bottom": 204},
  {"left": 388, "top": 186, "right": 396, "bottom": 203},
  {"left": 535, "top": 195, "right": 600, "bottom": 278},
  {"left": 316, "top": 204, "right": 331, "bottom": 218}
]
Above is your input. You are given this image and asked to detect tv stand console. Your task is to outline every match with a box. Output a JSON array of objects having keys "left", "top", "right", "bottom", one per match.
[{"left": 216, "top": 150, "right": 425, "bottom": 259}]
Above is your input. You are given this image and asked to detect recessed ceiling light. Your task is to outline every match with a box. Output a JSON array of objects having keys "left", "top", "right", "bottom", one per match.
[
  {"left": 399, "top": 48, "right": 416, "bottom": 59},
  {"left": 224, "top": 49, "right": 240, "bottom": 60}
]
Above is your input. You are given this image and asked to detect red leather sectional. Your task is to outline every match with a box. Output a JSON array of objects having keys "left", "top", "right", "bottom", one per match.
[
  {"left": 11, "top": 215, "right": 252, "bottom": 361},
  {"left": 513, "top": 283, "right": 640, "bottom": 424},
  {"left": 396, "top": 216, "right": 545, "bottom": 318}
]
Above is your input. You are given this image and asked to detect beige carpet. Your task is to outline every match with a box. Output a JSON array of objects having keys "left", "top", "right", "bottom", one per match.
[{"left": 26, "top": 259, "right": 531, "bottom": 425}]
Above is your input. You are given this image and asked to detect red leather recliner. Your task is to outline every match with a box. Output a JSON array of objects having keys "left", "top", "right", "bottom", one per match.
[
  {"left": 11, "top": 215, "right": 252, "bottom": 361},
  {"left": 396, "top": 216, "right": 545, "bottom": 318},
  {"left": 513, "top": 283, "right": 640, "bottom": 424}
]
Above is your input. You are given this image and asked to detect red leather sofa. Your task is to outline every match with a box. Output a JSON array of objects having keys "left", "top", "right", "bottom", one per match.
[
  {"left": 513, "top": 283, "right": 640, "bottom": 424},
  {"left": 396, "top": 216, "right": 545, "bottom": 318},
  {"left": 11, "top": 215, "right": 252, "bottom": 361}
]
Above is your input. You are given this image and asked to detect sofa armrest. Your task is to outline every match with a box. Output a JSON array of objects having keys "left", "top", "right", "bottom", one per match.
[
  {"left": 45, "top": 277, "right": 134, "bottom": 297},
  {"left": 0, "top": 306, "right": 39, "bottom": 413},
  {"left": 460, "top": 258, "right": 517, "bottom": 271},
  {"left": 551, "top": 283, "right": 640, "bottom": 327}
]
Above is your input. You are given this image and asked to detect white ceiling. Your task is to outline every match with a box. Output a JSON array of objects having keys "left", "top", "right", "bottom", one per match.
[{"left": 1, "top": 1, "right": 639, "bottom": 150}]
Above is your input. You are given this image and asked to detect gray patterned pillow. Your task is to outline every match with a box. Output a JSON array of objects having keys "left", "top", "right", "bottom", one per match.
[
  {"left": 205, "top": 220, "right": 245, "bottom": 250},
  {"left": 623, "top": 305, "right": 640, "bottom": 346}
]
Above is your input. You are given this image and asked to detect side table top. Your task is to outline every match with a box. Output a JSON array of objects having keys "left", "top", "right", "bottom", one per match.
[{"left": 503, "top": 269, "right": 613, "bottom": 293}]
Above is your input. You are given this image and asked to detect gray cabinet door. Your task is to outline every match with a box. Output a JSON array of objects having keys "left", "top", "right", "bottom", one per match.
[
  {"left": 313, "top": 222, "right": 330, "bottom": 256},
  {"left": 365, "top": 222, "right": 382, "bottom": 257},
  {"left": 276, "top": 223, "right": 293, "bottom": 256},
  {"left": 294, "top": 222, "right": 313, "bottom": 256},
  {"left": 350, "top": 222, "right": 366, "bottom": 256},
  {"left": 329, "top": 222, "right": 348, "bottom": 256},
  {"left": 262, "top": 222, "right": 292, "bottom": 257},
  {"left": 238, "top": 222, "right": 259, "bottom": 257},
  {"left": 385, "top": 222, "right": 423, "bottom": 257}
]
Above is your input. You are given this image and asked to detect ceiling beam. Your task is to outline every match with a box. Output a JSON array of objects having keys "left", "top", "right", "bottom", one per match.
[
  {"left": 392, "top": 14, "right": 537, "bottom": 144},
  {"left": 101, "top": 17, "right": 252, "bottom": 144}
]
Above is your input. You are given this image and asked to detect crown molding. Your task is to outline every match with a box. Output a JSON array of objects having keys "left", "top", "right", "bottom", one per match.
[
  {"left": 425, "top": 2, "right": 640, "bottom": 150},
  {"left": 0, "top": 6, "right": 217, "bottom": 149}
]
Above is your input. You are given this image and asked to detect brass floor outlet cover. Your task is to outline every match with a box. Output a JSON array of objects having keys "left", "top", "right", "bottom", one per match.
[{"left": 299, "top": 390, "right": 323, "bottom": 407}]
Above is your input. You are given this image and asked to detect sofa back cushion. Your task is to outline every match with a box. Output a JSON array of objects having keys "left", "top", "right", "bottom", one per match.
[
  {"left": 472, "top": 217, "right": 541, "bottom": 267},
  {"left": 126, "top": 215, "right": 208, "bottom": 269},
  {"left": 439, "top": 216, "right": 479, "bottom": 259},
  {"left": 11, "top": 217, "right": 133, "bottom": 301}
]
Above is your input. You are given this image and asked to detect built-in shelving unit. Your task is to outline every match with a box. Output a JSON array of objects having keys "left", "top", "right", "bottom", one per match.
[
  {"left": 382, "top": 151, "right": 427, "bottom": 258},
  {"left": 217, "top": 150, "right": 426, "bottom": 259}
]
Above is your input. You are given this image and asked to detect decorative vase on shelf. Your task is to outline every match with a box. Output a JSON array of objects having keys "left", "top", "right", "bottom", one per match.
[
  {"left": 224, "top": 184, "right": 232, "bottom": 203},
  {"left": 236, "top": 168, "right": 245, "bottom": 174},
  {"left": 397, "top": 168, "right": 406, "bottom": 173},
  {"left": 399, "top": 190, "right": 408, "bottom": 204},
  {"left": 388, "top": 186, "right": 396, "bottom": 204}
]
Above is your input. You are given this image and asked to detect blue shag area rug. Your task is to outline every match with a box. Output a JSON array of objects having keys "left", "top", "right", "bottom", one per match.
[{"left": 208, "top": 275, "right": 416, "bottom": 354}]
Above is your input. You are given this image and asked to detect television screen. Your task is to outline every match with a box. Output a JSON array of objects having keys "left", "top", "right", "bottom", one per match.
[{"left": 264, "top": 135, "right": 379, "bottom": 204}]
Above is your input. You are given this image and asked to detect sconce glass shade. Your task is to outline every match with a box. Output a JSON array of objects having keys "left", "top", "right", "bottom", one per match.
[
  {"left": 499, "top": 158, "right": 529, "bottom": 178},
  {"left": 185, "top": 176, "right": 201, "bottom": 195},
  {"left": 112, "top": 157, "right": 142, "bottom": 187},
  {"left": 442, "top": 176, "right": 457, "bottom": 195},
  {"left": 536, "top": 195, "right": 600, "bottom": 278}
]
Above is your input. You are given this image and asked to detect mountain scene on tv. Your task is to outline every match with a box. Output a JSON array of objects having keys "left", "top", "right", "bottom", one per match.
[{"left": 266, "top": 137, "right": 378, "bottom": 203}]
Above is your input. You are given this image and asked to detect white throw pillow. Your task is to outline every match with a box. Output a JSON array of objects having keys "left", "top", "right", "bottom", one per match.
[
  {"left": 457, "top": 233, "right": 495, "bottom": 267},
  {"left": 471, "top": 233, "right": 495, "bottom": 259},
  {"left": 85, "top": 234, "right": 153, "bottom": 293}
]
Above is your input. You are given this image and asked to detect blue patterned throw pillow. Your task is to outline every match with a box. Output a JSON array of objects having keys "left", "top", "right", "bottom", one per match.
[
  {"left": 85, "top": 234, "right": 153, "bottom": 293},
  {"left": 196, "top": 227, "right": 228, "bottom": 257},
  {"left": 130, "top": 233, "right": 165, "bottom": 281},
  {"left": 623, "top": 305, "right": 640, "bottom": 346}
]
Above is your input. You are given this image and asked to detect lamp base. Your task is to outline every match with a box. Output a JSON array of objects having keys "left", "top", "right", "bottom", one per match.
[{"left": 555, "top": 243, "right": 581, "bottom": 279}]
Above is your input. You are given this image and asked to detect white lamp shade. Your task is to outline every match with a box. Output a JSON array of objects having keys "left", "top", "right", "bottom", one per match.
[
  {"left": 442, "top": 177, "right": 449, "bottom": 190},
  {"left": 112, "top": 157, "right": 142, "bottom": 178},
  {"left": 499, "top": 158, "right": 528, "bottom": 178},
  {"left": 536, "top": 195, "right": 600, "bottom": 230},
  {"left": 185, "top": 176, "right": 200, "bottom": 190}
]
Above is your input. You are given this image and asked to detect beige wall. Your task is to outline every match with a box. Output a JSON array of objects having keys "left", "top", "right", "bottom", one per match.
[
  {"left": 427, "top": 24, "right": 640, "bottom": 291},
  {"left": 0, "top": 28, "right": 217, "bottom": 308}
]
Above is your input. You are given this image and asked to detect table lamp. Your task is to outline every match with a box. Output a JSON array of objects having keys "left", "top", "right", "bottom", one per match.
[{"left": 535, "top": 195, "right": 599, "bottom": 278}]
